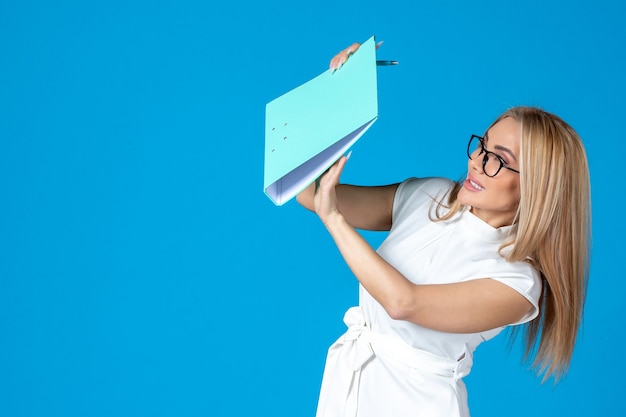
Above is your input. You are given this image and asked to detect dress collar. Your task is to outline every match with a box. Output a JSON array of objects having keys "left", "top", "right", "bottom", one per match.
[{"left": 460, "top": 207, "right": 517, "bottom": 243}]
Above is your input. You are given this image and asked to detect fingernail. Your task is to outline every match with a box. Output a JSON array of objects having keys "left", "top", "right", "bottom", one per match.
[{"left": 346, "top": 150, "right": 352, "bottom": 159}]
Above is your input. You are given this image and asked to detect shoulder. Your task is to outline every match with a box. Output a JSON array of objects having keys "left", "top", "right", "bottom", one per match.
[
  {"left": 394, "top": 177, "right": 455, "bottom": 210},
  {"left": 488, "top": 263, "right": 543, "bottom": 325},
  {"left": 390, "top": 177, "right": 455, "bottom": 226},
  {"left": 396, "top": 176, "right": 454, "bottom": 197},
  {"left": 459, "top": 243, "right": 543, "bottom": 325}
]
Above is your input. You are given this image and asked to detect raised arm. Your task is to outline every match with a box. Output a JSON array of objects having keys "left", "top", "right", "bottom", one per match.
[
  {"left": 296, "top": 39, "right": 398, "bottom": 231},
  {"left": 302, "top": 42, "right": 534, "bottom": 333},
  {"left": 296, "top": 179, "right": 398, "bottom": 231},
  {"left": 313, "top": 156, "right": 533, "bottom": 334}
]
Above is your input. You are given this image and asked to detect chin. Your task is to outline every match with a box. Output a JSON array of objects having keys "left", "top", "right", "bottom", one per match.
[{"left": 456, "top": 189, "right": 471, "bottom": 206}]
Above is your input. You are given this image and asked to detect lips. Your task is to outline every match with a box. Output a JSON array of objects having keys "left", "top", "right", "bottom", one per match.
[{"left": 465, "top": 177, "right": 485, "bottom": 191}]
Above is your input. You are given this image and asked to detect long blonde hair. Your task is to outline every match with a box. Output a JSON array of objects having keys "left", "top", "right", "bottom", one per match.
[{"left": 437, "top": 106, "right": 591, "bottom": 381}]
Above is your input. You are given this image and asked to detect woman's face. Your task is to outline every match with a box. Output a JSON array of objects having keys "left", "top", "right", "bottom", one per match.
[{"left": 458, "top": 116, "right": 521, "bottom": 228}]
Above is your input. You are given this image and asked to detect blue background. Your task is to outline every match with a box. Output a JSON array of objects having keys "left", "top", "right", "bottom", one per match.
[{"left": 1, "top": 1, "right": 623, "bottom": 416}]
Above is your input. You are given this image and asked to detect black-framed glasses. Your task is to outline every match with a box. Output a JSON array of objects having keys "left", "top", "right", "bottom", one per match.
[{"left": 467, "top": 135, "right": 520, "bottom": 177}]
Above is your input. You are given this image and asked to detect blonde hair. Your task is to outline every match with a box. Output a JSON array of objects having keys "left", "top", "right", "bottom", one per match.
[{"left": 436, "top": 106, "right": 591, "bottom": 381}]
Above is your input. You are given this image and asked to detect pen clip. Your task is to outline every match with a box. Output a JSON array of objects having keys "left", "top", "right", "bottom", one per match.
[{"left": 376, "top": 60, "right": 399, "bottom": 66}]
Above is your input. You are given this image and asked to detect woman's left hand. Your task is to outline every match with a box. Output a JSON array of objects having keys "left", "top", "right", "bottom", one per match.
[
  {"left": 329, "top": 40, "right": 383, "bottom": 71},
  {"left": 314, "top": 154, "right": 349, "bottom": 225},
  {"left": 329, "top": 43, "right": 361, "bottom": 71}
]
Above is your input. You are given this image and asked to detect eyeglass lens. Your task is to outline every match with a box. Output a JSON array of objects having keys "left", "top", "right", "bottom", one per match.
[{"left": 468, "top": 136, "right": 503, "bottom": 177}]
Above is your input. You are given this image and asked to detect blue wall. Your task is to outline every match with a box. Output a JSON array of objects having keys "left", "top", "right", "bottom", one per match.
[{"left": 1, "top": 1, "right": 622, "bottom": 415}]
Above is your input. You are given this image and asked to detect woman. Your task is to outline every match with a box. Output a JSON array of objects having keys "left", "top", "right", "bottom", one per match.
[{"left": 296, "top": 43, "right": 591, "bottom": 417}]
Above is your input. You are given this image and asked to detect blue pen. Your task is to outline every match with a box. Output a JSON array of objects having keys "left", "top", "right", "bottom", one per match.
[{"left": 376, "top": 60, "right": 399, "bottom": 66}]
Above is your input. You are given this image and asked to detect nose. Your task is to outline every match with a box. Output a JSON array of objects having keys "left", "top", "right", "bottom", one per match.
[{"left": 468, "top": 154, "right": 484, "bottom": 174}]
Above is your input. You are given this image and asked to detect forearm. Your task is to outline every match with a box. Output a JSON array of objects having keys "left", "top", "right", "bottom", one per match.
[
  {"left": 312, "top": 159, "right": 532, "bottom": 333},
  {"left": 323, "top": 212, "right": 533, "bottom": 332},
  {"left": 323, "top": 211, "right": 414, "bottom": 319}
]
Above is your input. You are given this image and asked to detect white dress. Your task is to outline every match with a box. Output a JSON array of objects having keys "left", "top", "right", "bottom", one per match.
[{"left": 315, "top": 177, "right": 542, "bottom": 417}]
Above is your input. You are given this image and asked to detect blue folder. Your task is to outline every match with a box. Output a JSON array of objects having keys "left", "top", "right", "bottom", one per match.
[{"left": 263, "top": 36, "right": 379, "bottom": 206}]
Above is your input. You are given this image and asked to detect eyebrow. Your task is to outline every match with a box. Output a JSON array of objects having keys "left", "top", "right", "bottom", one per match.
[{"left": 484, "top": 132, "right": 518, "bottom": 162}]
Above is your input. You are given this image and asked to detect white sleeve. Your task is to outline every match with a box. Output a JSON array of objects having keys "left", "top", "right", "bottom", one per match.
[
  {"left": 490, "top": 269, "right": 543, "bottom": 325},
  {"left": 462, "top": 257, "right": 543, "bottom": 326}
]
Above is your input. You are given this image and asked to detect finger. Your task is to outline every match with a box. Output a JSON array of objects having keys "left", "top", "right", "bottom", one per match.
[
  {"left": 330, "top": 151, "right": 351, "bottom": 177},
  {"left": 375, "top": 40, "right": 384, "bottom": 49},
  {"left": 314, "top": 162, "right": 334, "bottom": 194},
  {"left": 315, "top": 155, "right": 347, "bottom": 194},
  {"left": 323, "top": 155, "right": 349, "bottom": 186},
  {"left": 329, "top": 43, "right": 361, "bottom": 70},
  {"left": 330, "top": 51, "right": 349, "bottom": 70},
  {"left": 329, "top": 54, "right": 342, "bottom": 70},
  {"left": 345, "top": 42, "right": 361, "bottom": 55}
]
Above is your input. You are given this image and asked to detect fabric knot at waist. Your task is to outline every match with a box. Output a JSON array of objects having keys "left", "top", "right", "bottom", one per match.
[{"left": 315, "top": 306, "right": 473, "bottom": 417}]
